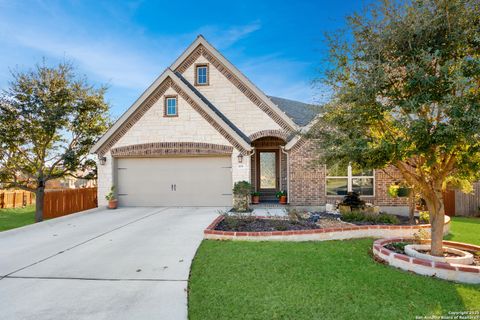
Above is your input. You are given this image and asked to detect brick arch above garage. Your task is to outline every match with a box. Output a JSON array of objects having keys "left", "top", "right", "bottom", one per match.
[{"left": 111, "top": 142, "right": 234, "bottom": 157}]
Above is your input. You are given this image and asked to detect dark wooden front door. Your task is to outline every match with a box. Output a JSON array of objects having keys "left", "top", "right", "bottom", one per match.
[{"left": 256, "top": 150, "right": 279, "bottom": 200}]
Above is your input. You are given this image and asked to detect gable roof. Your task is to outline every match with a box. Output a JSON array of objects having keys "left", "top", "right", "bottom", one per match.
[
  {"left": 174, "top": 72, "right": 251, "bottom": 143},
  {"left": 268, "top": 96, "right": 321, "bottom": 127},
  {"left": 90, "top": 69, "right": 252, "bottom": 155},
  {"left": 170, "top": 35, "right": 299, "bottom": 131}
]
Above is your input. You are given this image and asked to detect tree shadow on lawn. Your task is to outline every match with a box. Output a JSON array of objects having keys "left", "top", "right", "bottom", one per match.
[{"left": 189, "top": 239, "right": 480, "bottom": 320}]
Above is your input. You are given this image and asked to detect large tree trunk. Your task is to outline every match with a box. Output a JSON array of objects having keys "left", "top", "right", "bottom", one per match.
[
  {"left": 424, "top": 189, "right": 445, "bottom": 256},
  {"left": 35, "top": 186, "right": 45, "bottom": 222}
]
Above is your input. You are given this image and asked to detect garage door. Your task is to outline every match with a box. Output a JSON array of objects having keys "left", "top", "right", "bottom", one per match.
[{"left": 116, "top": 157, "right": 232, "bottom": 206}]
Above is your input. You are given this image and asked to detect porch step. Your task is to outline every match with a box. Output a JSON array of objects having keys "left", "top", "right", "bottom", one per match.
[
  {"left": 252, "top": 208, "right": 288, "bottom": 217},
  {"left": 259, "top": 190, "right": 277, "bottom": 202},
  {"left": 251, "top": 202, "right": 285, "bottom": 208}
]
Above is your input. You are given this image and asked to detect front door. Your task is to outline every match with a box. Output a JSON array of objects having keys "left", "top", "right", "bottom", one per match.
[{"left": 256, "top": 150, "right": 279, "bottom": 200}]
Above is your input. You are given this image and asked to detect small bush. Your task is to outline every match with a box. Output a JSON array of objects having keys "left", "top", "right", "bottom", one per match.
[
  {"left": 376, "top": 213, "right": 400, "bottom": 224},
  {"left": 339, "top": 192, "right": 365, "bottom": 209},
  {"left": 341, "top": 210, "right": 399, "bottom": 225},
  {"left": 340, "top": 210, "right": 367, "bottom": 222},
  {"left": 233, "top": 181, "right": 253, "bottom": 211},
  {"left": 419, "top": 211, "right": 430, "bottom": 224}
]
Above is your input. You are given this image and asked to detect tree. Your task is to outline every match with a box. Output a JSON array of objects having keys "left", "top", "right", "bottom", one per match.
[
  {"left": 312, "top": 0, "right": 480, "bottom": 255},
  {"left": 0, "top": 62, "right": 110, "bottom": 222}
]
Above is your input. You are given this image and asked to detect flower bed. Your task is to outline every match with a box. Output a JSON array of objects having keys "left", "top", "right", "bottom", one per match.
[
  {"left": 373, "top": 238, "right": 480, "bottom": 284},
  {"left": 204, "top": 215, "right": 451, "bottom": 242}
]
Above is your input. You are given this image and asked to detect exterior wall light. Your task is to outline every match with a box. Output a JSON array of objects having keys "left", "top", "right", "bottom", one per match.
[
  {"left": 99, "top": 156, "right": 107, "bottom": 165},
  {"left": 237, "top": 153, "right": 244, "bottom": 163}
]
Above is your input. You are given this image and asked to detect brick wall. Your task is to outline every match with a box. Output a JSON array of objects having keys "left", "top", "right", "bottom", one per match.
[
  {"left": 288, "top": 140, "right": 409, "bottom": 208},
  {"left": 288, "top": 141, "right": 325, "bottom": 206}
]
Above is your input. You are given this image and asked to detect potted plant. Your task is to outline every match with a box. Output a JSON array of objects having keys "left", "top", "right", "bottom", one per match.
[
  {"left": 105, "top": 186, "right": 118, "bottom": 209},
  {"left": 251, "top": 191, "right": 260, "bottom": 204},
  {"left": 276, "top": 190, "right": 287, "bottom": 204},
  {"left": 388, "top": 183, "right": 411, "bottom": 198},
  {"left": 397, "top": 186, "right": 411, "bottom": 197}
]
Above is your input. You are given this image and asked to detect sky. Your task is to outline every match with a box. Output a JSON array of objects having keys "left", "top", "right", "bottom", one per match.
[{"left": 0, "top": 0, "right": 370, "bottom": 118}]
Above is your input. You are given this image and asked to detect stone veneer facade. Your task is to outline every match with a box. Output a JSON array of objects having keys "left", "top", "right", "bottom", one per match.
[{"left": 94, "top": 36, "right": 409, "bottom": 214}]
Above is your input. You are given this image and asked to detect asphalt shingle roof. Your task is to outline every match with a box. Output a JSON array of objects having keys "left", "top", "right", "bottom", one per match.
[{"left": 268, "top": 96, "right": 321, "bottom": 127}]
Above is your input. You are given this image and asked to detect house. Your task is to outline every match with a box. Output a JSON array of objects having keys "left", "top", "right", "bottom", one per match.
[{"left": 91, "top": 35, "right": 408, "bottom": 214}]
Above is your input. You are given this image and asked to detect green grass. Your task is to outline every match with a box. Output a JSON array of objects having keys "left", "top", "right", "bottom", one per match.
[
  {"left": 0, "top": 206, "right": 36, "bottom": 231},
  {"left": 444, "top": 217, "right": 480, "bottom": 245},
  {"left": 189, "top": 218, "right": 480, "bottom": 320}
]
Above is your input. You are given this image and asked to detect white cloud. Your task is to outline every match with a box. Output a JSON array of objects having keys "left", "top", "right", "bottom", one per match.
[{"left": 195, "top": 21, "right": 262, "bottom": 49}]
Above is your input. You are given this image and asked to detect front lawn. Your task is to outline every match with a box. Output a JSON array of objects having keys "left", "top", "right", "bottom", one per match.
[
  {"left": 0, "top": 206, "right": 36, "bottom": 231},
  {"left": 189, "top": 218, "right": 480, "bottom": 320},
  {"left": 444, "top": 217, "right": 480, "bottom": 245}
]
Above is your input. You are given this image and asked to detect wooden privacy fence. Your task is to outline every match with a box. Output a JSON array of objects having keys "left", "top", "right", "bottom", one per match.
[
  {"left": 44, "top": 188, "right": 98, "bottom": 219},
  {"left": 454, "top": 182, "right": 480, "bottom": 217},
  {"left": 0, "top": 190, "right": 35, "bottom": 209}
]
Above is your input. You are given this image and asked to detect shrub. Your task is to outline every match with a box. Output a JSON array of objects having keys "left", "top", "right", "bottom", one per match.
[
  {"left": 220, "top": 210, "right": 255, "bottom": 230},
  {"left": 339, "top": 192, "right": 365, "bottom": 209},
  {"left": 340, "top": 210, "right": 367, "bottom": 222},
  {"left": 419, "top": 211, "right": 430, "bottom": 224},
  {"left": 341, "top": 210, "right": 399, "bottom": 225},
  {"left": 376, "top": 213, "right": 400, "bottom": 225},
  {"left": 232, "top": 181, "right": 252, "bottom": 211}
]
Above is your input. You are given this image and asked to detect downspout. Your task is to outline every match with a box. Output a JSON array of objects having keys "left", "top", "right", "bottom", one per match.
[{"left": 280, "top": 146, "right": 289, "bottom": 204}]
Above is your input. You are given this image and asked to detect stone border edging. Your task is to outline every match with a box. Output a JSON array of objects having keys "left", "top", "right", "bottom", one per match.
[
  {"left": 204, "top": 215, "right": 451, "bottom": 241},
  {"left": 372, "top": 238, "right": 480, "bottom": 284}
]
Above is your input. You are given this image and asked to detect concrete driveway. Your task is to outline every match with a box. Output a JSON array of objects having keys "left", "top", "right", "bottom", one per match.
[{"left": 0, "top": 207, "right": 220, "bottom": 320}]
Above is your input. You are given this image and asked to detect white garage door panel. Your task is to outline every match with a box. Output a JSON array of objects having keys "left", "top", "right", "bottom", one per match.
[{"left": 117, "top": 157, "right": 232, "bottom": 206}]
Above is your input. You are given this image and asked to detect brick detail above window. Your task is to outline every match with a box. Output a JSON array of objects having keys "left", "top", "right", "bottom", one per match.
[
  {"left": 111, "top": 142, "right": 234, "bottom": 157},
  {"left": 175, "top": 44, "right": 295, "bottom": 132},
  {"left": 249, "top": 129, "right": 290, "bottom": 142}
]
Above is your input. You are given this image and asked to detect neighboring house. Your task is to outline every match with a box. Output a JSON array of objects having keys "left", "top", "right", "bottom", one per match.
[
  {"left": 91, "top": 35, "right": 408, "bottom": 214},
  {"left": 45, "top": 177, "right": 96, "bottom": 189},
  {"left": 45, "top": 170, "right": 97, "bottom": 189}
]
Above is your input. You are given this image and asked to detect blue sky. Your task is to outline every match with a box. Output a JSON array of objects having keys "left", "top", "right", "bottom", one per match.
[{"left": 0, "top": 0, "right": 369, "bottom": 118}]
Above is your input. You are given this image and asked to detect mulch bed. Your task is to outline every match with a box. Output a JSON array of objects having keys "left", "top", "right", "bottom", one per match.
[{"left": 215, "top": 218, "right": 321, "bottom": 232}]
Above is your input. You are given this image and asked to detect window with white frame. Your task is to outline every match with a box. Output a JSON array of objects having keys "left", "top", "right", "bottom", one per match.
[{"left": 326, "top": 163, "right": 374, "bottom": 196}]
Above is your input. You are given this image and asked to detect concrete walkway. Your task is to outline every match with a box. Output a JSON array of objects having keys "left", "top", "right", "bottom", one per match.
[{"left": 0, "top": 207, "right": 220, "bottom": 320}]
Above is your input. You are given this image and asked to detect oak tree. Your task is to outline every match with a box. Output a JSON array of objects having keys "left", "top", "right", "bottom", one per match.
[
  {"left": 312, "top": 0, "right": 480, "bottom": 255},
  {"left": 0, "top": 62, "right": 110, "bottom": 222}
]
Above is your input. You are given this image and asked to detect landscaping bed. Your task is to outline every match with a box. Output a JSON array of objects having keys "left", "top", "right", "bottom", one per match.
[
  {"left": 215, "top": 212, "right": 418, "bottom": 233},
  {"left": 215, "top": 213, "right": 350, "bottom": 232},
  {"left": 384, "top": 241, "right": 480, "bottom": 267}
]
